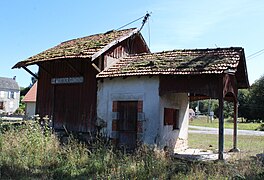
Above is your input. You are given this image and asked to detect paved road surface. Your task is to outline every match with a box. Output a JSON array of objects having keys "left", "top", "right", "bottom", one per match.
[{"left": 189, "top": 125, "right": 264, "bottom": 136}]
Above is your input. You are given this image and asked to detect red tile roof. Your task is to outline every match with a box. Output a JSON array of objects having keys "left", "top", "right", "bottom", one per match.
[
  {"left": 13, "top": 28, "right": 139, "bottom": 68},
  {"left": 98, "top": 47, "right": 243, "bottom": 76},
  {"left": 97, "top": 47, "right": 249, "bottom": 88},
  {"left": 22, "top": 82, "right": 37, "bottom": 102}
]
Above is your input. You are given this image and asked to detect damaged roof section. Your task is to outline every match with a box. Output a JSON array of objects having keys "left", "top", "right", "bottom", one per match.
[
  {"left": 97, "top": 47, "right": 249, "bottom": 88},
  {"left": 13, "top": 28, "right": 139, "bottom": 68}
]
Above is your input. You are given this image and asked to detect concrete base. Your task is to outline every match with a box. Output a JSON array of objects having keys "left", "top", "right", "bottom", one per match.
[
  {"left": 229, "top": 148, "right": 240, "bottom": 152},
  {"left": 174, "top": 148, "right": 230, "bottom": 161}
]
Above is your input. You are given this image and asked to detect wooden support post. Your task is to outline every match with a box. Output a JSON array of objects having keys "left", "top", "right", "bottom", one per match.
[
  {"left": 218, "top": 96, "right": 224, "bottom": 160},
  {"left": 233, "top": 101, "right": 238, "bottom": 150},
  {"left": 230, "top": 100, "right": 240, "bottom": 152}
]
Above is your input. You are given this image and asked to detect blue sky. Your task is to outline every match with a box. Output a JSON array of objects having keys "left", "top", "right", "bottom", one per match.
[{"left": 1, "top": 0, "right": 264, "bottom": 87}]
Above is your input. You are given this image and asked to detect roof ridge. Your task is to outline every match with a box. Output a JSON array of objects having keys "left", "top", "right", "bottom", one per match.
[
  {"left": 97, "top": 47, "right": 247, "bottom": 86},
  {"left": 125, "top": 47, "right": 244, "bottom": 58},
  {"left": 61, "top": 28, "right": 137, "bottom": 45}
]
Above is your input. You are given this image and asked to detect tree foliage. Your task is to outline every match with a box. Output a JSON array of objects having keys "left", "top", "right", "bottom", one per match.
[
  {"left": 190, "top": 74, "right": 264, "bottom": 121},
  {"left": 190, "top": 99, "right": 233, "bottom": 119},
  {"left": 240, "top": 75, "right": 264, "bottom": 121}
]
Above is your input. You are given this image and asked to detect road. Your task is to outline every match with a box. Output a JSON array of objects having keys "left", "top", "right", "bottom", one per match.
[{"left": 189, "top": 125, "right": 264, "bottom": 136}]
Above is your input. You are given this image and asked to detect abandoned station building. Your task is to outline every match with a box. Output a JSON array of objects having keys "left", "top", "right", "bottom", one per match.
[{"left": 13, "top": 28, "right": 249, "bottom": 158}]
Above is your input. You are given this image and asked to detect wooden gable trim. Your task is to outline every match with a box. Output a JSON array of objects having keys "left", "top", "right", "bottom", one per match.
[{"left": 91, "top": 29, "right": 139, "bottom": 61}]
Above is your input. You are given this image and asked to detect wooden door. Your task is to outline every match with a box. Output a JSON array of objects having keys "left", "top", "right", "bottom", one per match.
[
  {"left": 118, "top": 101, "right": 138, "bottom": 150},
  {"left": 53, "top": 84, "right": 80, "bottom": 131}
]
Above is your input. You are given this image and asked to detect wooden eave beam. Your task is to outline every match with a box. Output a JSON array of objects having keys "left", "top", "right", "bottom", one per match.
[
  {"left": 22, "top": 66, "right": 39, "bottom": 80},
  {"left": 65, "top": 61, "right": 83, "bottom": 76},
  {"left": 91, "top": 28, "right": 139, "bottom": 61},
  {"left": 92, "top": 63, "right": 101, "bottom": 73},
  {"left": 38, "top": 63, "right": 53, "bottom": 77}
]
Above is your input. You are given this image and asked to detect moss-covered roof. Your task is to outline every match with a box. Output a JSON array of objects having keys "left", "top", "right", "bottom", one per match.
[
  {"left": 97, "top": 47, "right": 246, "bottom": 78},
  {"left": 13, "top": 28, "right": 137, "bottom": 68}
]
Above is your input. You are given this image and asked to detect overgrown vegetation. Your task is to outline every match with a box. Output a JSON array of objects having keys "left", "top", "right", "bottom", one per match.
[{"left": 0, "top": 122, "right": 263, "bottom": 179}]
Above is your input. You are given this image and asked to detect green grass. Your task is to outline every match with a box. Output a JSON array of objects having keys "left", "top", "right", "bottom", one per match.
[
  {"left": 189, "top": 116, "right": 262, "bottom": 130},
  {"left": 188, "top": 133, "right": 264, "bottom": 156}
]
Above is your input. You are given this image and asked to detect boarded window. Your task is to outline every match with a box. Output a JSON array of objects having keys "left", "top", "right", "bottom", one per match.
[
  {"left": 0, "top": 102, "right": 3, "bottom": 110},
  {"left": 164, "top": 108, "right": 180, "bottom": 130}
]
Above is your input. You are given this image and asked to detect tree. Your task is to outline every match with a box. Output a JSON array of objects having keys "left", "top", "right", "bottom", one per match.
[
  {"left": 237, "top": 74, "right": 264, "bottom": 122},
  {"left": 237, "top": 89, "right": 250, "bottom": 120},
  {"left": 248, "top": 75, "right": 264, "bottom": 121}
]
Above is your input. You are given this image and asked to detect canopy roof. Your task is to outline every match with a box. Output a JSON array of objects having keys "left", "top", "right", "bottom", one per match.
[{"left": 97, "top": 47, "right": 249, "bottom": 88}]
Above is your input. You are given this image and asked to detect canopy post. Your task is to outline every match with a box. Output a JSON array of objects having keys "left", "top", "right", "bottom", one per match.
[
  {"left": 218, "top": 96, "right": 224, "bottom": 160},
  {"left": 230, "top": 100, "right": 240, "bottom": 152}
]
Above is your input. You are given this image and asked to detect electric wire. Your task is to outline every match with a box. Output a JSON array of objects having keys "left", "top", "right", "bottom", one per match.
[
  {"left": 246, "top": 48, "right": 264, "bottom": 60},
  {"left": 147, "top": 17, "right": 151, "bottom": 49},
  {"left": 116, "top": 15, "right": 145, "bottom": 31}
]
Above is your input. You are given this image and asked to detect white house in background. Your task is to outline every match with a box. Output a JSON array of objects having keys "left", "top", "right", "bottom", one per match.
[
  {"left": 0, "top": 77, "right": 20, "bottom": 114},
  {"left": 22, "top": 82, "right": 37, "bottom": 117}
]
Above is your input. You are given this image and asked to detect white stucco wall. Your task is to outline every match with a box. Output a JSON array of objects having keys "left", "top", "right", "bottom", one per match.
[
  {"left": 159, "top": 93, "right": 189, "bottom": 152},
  {"left": 0, "top": 90, "right": 20, "bottom": 114},
  {"left": 25, "top": 102, "right": 36, "bottom": 117},
  {"left": 97, "top": 76, "right": 160, "bottom": 144},
  {"left": 97, "top": 76, "right": 189, "bottom": 151}
]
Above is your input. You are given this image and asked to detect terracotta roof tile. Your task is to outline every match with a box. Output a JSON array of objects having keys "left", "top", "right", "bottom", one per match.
[
  {"left": 22, "top": 82, "right": 37, "bottom": 102},
  {"left": 13, "top": 28, "right": 137, "bottom": 68},
  {"left": 97, "top": 47, "right": 244, "bottom": 78}
]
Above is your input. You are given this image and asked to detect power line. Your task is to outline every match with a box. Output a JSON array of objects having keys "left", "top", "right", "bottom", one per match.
[
  {"left": 116, "top": 15, "right": 145, "bottom": 31},
  {"left": 246, "top": 48, "right": 264, "bottom": 60},
  {"left": 116, "top": 12, "right": 151, "bottom": 31}
]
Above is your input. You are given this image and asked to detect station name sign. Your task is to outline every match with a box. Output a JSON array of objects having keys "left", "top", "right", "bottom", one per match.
[{"left": 51, "top": 76, "right": 84, "bottom": 85}]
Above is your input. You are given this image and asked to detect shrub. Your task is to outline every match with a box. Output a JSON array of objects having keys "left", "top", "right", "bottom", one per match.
[{"left": 256, "top": 123, "right": 264, "bottom": 131}]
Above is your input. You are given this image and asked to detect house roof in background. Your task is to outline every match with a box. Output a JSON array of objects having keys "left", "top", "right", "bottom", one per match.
[
  {"left": 22, "top": 82, "right": 37, "bottom": 102},
  {"left": 0, "top": 77, "right": 19, "bottom": 91},
  {"left": 13, "top": 28, "right": 141, "bottom": 68},
  {"left": 97, "top": 47, "right": 249, "bottom": 88}
]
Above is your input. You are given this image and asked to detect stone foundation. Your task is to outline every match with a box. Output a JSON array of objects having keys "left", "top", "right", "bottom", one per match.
[{"left": 174, "top": 138, "right": 188, "bottom": 153}]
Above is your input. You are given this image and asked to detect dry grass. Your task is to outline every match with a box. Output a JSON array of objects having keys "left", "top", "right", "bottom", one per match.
[{"left": 0, "top": 122, "right": 263, "bottom": 179}]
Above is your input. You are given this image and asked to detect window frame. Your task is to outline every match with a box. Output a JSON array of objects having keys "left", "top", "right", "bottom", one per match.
[{"left": 164, "top": 108, "right": 180, "bottom": 130}]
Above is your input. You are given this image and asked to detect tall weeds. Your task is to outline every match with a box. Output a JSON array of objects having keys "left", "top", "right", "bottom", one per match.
[{"left": 0, "top": 121, "right": 263, "bottom": 179}]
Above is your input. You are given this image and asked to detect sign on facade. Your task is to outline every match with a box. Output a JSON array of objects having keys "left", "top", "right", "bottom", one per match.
[{"left": 51, "top": 77, "right": 84, "bottom": 85}]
